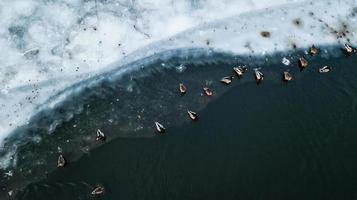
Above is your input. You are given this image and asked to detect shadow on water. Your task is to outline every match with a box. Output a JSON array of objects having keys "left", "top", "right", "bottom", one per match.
[{"left": 2, "top": 48, "right": 357, "bottom": 199}]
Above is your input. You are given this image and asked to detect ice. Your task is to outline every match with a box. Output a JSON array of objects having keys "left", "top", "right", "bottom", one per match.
[{"left": 0, "top": 0, "right": 356, "bottom": 168}]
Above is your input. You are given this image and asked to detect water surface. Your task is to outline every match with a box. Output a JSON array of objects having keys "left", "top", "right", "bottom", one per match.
[{"left": 9, "top": 51, "right": 357, "bottom": 200}]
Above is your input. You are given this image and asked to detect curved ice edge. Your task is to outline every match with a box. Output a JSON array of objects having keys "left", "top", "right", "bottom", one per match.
[
  {"left": 1, "top": 0, "right": 356, "bottom": 146},
  {"left": 34, "top": 44, "right": 346, "bottom": 112},
  {"left": 0, "top": 44, "right": 347, "bottom": 170},
  {"left": 1, "top": 0, "right": 357, "bottom": 168},
  {"left": 0, "top": 47, "right": 228, "bottom": 169}
]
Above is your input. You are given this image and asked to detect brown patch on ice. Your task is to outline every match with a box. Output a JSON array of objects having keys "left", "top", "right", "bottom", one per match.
[
  {"left": 260, "top": 31, "right": 271, "bottom": 38},
  {"left": 293, "top": 18, "right": 303, "bottom": 27}
]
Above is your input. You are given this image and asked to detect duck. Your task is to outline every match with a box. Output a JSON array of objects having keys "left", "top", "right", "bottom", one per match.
[
  {"left": 203, "top": 87, "right": 213, "bottom": 96},
  {"left": 298, "top": 57, "right": 308, "bottom": 69},
  {"left": 57, "top": 154, "right": 66, "bottom": 167},
  {"left": 233, "top": 66, "right": 247, "bottom": 77},
  {"left": 7, "top": 190, "right": 13, "bottom": 197},
  {"left": 319, "top": 66, "right": 332, "bottom": 73},
  {"left": 254, "top": 70, "right": 264, "bottom": 82},
  {"left": 283, "top": 71, "right": 292, "bottom": 82},
  {"left": 308, "top": 45, "right": 318, "bottom": 56},
  {"left": 91, "top": 186, "right": 105, "bottom": 195},
  {"left": 179, "top": 83, "right": 186, "bottom": 94},
  {"left": 220, "top": 76, "right": 233, "bottom": 85},
  {"left": 343, "top": 44, "right": 355, "bottom": 56},
  {"left": 155, "top": 122, "right": 166, "bottom": 134},
  {"left": 187, "top": 110, "right": 198, "bottom": 121},
  {"left": 96, "top": 129, "right": 105, "bottom": 141}
]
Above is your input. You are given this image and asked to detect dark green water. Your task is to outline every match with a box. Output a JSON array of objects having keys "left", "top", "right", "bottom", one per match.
[{"left": 3, "top": 49, "right": 357, "bottom": 200}]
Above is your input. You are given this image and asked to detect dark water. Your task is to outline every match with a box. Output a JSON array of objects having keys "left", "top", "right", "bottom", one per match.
[{"left": 2, "top": 49, "right": 357, "bottom": 199}]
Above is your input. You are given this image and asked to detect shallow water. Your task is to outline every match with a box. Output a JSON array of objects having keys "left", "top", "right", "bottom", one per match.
[{"left": 2, "top": 50, "right": 357, "bottom": 199}]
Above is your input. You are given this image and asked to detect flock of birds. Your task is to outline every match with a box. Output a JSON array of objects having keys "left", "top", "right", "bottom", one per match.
[
  {"left": 38, "top": 43, "right": 357, "bottom": 197},
  {"left": 153, "top": 43, "right": 355, "bottom": 134}
]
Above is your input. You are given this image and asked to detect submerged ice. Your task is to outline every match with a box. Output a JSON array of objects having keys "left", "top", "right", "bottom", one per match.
[{"left": 0, "top": 0, "right": 356, "bottom": 168}]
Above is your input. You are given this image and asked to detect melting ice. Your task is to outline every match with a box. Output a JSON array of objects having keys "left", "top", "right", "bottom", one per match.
[{"left": 0, "top": 0, "right": 356, "bottom": 168}]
